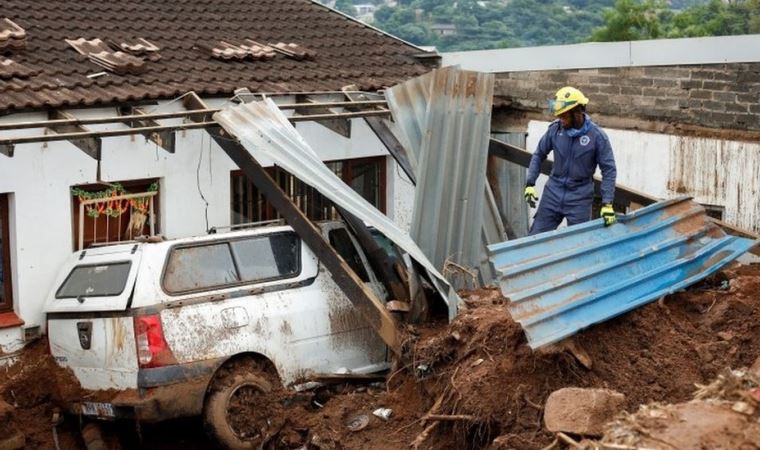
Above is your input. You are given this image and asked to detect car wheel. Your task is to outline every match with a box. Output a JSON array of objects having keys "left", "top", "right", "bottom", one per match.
[{"left": 203, "top": 362, "right": 279, "bottom": 450}]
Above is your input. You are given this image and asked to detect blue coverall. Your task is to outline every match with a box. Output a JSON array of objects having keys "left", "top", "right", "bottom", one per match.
[{"left": 527, "top": 114, "right": 617, "bottom": 235}]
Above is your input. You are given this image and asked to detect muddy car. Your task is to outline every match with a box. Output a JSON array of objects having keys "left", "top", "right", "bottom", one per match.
[{"left": 45, "top": 222, "right": 391, "bottom": 448}]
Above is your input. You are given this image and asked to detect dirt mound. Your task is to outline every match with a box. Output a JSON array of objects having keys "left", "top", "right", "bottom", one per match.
[
  {"left": 597, "top": 368, "right": 760, "bottom": 450},
  {"left": 251, "top": 264, "right": 760, "bottom": 450},
  {"left": 0, "top": 339, "right": 84, "bottom": 449}
]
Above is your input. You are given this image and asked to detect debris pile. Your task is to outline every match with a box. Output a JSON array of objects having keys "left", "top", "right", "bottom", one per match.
[
  {"left": 0, "top": 264, "right": 758, "bottom": 449},
  {"left": 595, "top": 367, "right": 760, "bottom": 450}
]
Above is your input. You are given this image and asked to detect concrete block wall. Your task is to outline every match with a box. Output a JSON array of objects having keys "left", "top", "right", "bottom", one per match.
[{"left": 494, "top": 63, "right": 760, "bottom": 131}]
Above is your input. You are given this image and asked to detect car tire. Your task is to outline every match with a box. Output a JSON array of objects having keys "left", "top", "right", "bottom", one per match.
[{"left": 203, "top": 362, "right": 279, "bottom": 450}]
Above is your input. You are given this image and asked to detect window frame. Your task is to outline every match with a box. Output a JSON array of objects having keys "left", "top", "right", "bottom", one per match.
[
  {"left": 0, "top": 195, "right": 13, "bottom": 312},
  {"left": 54, "top": 261, "right": 133, "bottom": 299},
  {"left": 161, "top": 231, "right": 303, "bottom": 297}
]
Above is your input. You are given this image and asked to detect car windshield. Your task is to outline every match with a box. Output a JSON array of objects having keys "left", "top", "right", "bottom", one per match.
[{"left": 56, "top": 262, "right": 132, "bottom": 299}]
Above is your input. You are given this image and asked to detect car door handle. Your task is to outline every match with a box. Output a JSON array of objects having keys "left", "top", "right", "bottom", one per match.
[{"left": 77, "top": 322, "right": 93, "bottom": 350}]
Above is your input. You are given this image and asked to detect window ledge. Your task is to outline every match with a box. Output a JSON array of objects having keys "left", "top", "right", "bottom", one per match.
[{"left": 0, "top": 312, "right": 23, "bottom": 330}]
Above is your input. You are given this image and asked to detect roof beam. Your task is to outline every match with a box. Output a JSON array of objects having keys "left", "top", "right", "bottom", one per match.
[
  {"left": 293, "top": 94, "right": 351, "bottom": 138},
  {"left": 118, "top": 106, "right": 175, "bottom": 153},
  {"left": 48, "top": 110, "right": 101, "bottom": 159},
  {"left": 343, "top": 87, "right": 417, "bottom": 184}
]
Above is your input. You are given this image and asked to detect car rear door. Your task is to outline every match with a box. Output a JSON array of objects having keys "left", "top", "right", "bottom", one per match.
[{"left": 45, "top": 245, "right": 142, "bottom": 390}]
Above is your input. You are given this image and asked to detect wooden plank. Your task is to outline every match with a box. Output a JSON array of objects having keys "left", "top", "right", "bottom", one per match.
[
  {"left": 118, "top": 106, "right": 175, "bottom": 153},
  {"left": 343, "top": 86, "right": 417, "bottom": 185},
  {"left": 294, "top": 94, "right": 351, "bottom": 138},
  {"left": 183, "top": 92, "right": 405, "bottom": 355},
  {"left": 488, "top": 137, "right": 760, "bottom": 254},
  {"left": 48, "top": 110, "right": 101, "bottom": 159}
]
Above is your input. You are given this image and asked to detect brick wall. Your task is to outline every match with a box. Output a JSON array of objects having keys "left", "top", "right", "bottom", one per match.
[{"left": 494, "top": 63, "right": 760, "bottom": 132}]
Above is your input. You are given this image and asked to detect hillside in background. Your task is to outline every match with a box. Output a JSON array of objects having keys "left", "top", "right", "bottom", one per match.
[{"left": 332, "top": 0, "right": 758, "bottom": 51}]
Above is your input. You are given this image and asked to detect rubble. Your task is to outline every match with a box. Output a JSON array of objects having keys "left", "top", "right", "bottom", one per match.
[
  {"left": 598, "top": 368, "right": 760, "bottom": 450},
  {"left": 0, "top": 264, "right": 758, "bottom": 449},
  {"left": 543, "top": 388, "right": 625, "bottom": 436}
]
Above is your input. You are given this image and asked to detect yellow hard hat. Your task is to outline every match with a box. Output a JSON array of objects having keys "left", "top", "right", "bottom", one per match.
[{"left": 549, "top": 86, "right": 589, "bottom": 116}]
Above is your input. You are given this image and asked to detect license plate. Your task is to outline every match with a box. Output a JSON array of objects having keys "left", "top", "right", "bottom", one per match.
[{"left": 81, "top": 401, "right": 115, "bottom": 418}]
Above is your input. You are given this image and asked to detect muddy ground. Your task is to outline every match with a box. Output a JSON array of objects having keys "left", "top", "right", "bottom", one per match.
[{"left": 1, "top": 263, "right": 759, "bottom": 450}]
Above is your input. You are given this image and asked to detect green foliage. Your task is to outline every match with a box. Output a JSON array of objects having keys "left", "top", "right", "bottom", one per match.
[
  {"left": 369, "top": 0, "right": 760, "bottom": 50},
  {"left": 591, "top": 0, "right": 760, "bottom": 41},
  {"left": 334, "top": 0, "right": 357, "bottom": 17},
  {"left": 590, "top": 0, "right": 667, "bottom": 41}
]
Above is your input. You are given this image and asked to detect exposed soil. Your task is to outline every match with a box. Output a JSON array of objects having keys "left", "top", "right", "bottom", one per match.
[{"left": 0, "top": 263, "right": 758, "bottom": 450}]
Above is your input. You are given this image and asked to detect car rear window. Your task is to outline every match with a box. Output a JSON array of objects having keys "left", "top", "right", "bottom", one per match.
[
  {"left": 56, "top": 262, "right": 132, "bottom": 299},
  {"left": 231, "top": 233, "right": 300, "bottom": 282},
  {"left": 163, "top": 243, "right": 239, "bottom": 293},
  {"left": 162, "top": 233, "right": 301, "bottom": 295}
]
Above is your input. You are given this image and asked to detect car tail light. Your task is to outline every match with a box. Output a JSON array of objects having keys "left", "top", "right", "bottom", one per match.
[{"left": 134, "top": 314, "right": 177, "bottom": 368}]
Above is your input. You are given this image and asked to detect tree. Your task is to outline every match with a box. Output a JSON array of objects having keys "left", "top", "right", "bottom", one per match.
[
  {"left": 334, "top": 0, "right": 357, "bottom": 17},
  {"left": 590, "top": 0, "right": 668, "bottom": 41}
]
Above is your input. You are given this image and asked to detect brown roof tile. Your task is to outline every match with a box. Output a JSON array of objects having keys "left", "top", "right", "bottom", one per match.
[
  {"left": 0, "top": 18, "right": 26, "bottom": 52},
  {"left": 0, "top": 0, "right": 432, "bottom": 112}
]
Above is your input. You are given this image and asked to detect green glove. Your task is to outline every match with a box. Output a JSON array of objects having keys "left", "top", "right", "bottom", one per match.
[
  {"left": 524, "top": 185, "right": 538, "bottom": 208},
  {"left": 601, "top": 203, "right": 617, "bottom": 226}
]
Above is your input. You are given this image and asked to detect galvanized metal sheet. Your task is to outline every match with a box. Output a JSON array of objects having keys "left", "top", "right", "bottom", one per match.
[
  {"left": 213, "top": 99, "right": 460, "bottom": 320},
  {"left": 489, "top": 198, "right": 759, "bottom": 349},
  {"left": 386, "top": 67, "right": 499, "bottom": 286}
]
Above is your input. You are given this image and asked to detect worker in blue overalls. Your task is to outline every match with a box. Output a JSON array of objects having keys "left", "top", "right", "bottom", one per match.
[{"left": 524, "top": 86, "right": 618, "bottom": 235}]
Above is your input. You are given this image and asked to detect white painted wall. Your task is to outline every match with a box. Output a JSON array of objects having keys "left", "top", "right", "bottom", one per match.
[
  {"left": 525, "top": 120, "right": 760, "bottom": 233},
  {"left": 0, "top": 98, "right": 412, "bottom": 347}
]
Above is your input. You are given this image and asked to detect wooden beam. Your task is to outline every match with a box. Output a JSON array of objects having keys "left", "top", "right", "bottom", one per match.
[
  {"left": 343, "top": 86, "right": 417, "bottom": 184},
  {"left": 48, "top": 110, "right": 101, "bottom": 159},
  {"left": 0, "top": 144, "right": 13, "bottom": 157},
  {"left": 118, "top": 106, "right": 175, "bottom": 153},
  {"left": 488, "top": 137, "right": 760, "bottom": 254},
  {"left": 293, "top": 94, "right": 351, "bottom": 138},
  {"left": 184, "top": 92, "right": 406, "bottom": 355}
]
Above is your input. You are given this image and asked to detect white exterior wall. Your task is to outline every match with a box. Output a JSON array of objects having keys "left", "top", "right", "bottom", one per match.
[
  {"left": 526, "top": 120, "right": 760, "bottom": 233},
  {"left": 0, "top": 98, "right": 414, "bottom": 347}
]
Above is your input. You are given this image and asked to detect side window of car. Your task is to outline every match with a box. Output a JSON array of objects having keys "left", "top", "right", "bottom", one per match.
[
  {"left": 328, "top": 228, "right": 370, "bottom": 282},
  {"left": 163, "top": 243, "right": 239, "bottom": 293},
  {"left": 230, "top": 233, "right": 301, "bottom": 282}
]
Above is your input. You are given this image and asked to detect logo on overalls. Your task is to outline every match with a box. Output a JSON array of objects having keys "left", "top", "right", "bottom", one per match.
[{"left": 580, "top": 135, "right": 590, "bottom": 146}]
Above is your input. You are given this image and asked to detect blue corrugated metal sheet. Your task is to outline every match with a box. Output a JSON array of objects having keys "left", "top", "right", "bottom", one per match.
[{"left": 488, "top": 198, "right": 759, "bottom": 349}]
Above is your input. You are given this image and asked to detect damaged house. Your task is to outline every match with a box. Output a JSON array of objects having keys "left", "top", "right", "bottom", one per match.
[{"left": 0, "top": 0, "right": 437, "bottom": 354}]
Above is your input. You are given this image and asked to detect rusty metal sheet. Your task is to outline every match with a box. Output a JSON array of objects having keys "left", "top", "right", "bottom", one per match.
[
  {"left": 489, "top": 197, "right": 759, "bottom": 349},
  {"left": 386, "top": 67, "right": 499, "bottom": 286},
  {"left": 213, "top": 98, "right": 460, "bottom": 320}
]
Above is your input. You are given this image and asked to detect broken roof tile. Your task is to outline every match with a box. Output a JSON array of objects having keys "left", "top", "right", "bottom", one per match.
[
  {"left": 67, "top": 38, "right": 147, "bottom": 75},
  {"left": 0, "top": 0, "right": 432, "bottom": 112},
  {"left": 0, "top": 18, "right": 27, "bottom": 52},
  {"left": 269, "top": 42, "right": 316, "bottom": 61}
]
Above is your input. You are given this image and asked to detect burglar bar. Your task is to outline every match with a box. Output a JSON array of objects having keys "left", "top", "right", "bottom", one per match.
[{"left": 78, "top": 191, "right": 157, "bottom": 251}]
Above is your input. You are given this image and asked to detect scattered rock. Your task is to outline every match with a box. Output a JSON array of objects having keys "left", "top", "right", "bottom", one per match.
[{"left": 544, "top": 388, "right": 625, "bottom": 436}]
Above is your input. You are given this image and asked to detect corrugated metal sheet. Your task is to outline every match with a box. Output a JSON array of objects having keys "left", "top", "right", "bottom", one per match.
[
  {"left": 491, "top": 132, "right": 529, "bottom": 238},
  {"left": 213, "top": 98, "right": 460, "bottom": 319},
  {"left": 386, "top": 67, "right": 500, "bottom": 286},
  {"left": 489, "top": 197, "right": 759, "bottom": 349}
]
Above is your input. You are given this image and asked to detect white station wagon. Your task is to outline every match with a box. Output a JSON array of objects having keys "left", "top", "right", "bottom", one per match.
[{"left": 45, "top": 222, "right": 393, "bottom": 448}]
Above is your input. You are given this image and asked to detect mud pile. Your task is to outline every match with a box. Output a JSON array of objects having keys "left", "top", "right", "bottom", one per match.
[
  {"left": 0, "top": 264, "right": 758, "bottom": 450},
  {"left": 269, "top": 263, "right": 760, "bottom": 450}
]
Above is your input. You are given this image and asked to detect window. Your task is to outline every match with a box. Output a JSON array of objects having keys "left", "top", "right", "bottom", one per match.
[
  {"left": 72, "top": 179, "right": 160, "bottom": 250},
  {"left": 56, "top": 262, "right": 132, "bottom": 299},
  {"left": 0, "top": 195, "right": 12, "bottom": 312},
  {"left": 163, "top": 243, "right": 239, "bottom": 293},
  {"left": 328, "top": 228, "right": 369, "bottom": 282},
  {"left": 231, "top": 157, "right": 387, "bottom": 224},
  {"left": 231, "top": 233, "right": 300, "bottom": 282},
  {"left": 163, "top": 233, "right": 302, "bottom": 294}
]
